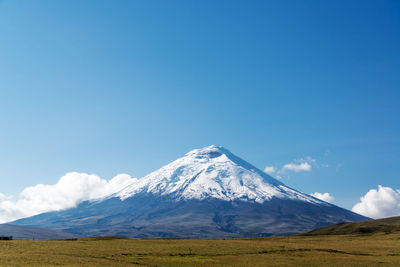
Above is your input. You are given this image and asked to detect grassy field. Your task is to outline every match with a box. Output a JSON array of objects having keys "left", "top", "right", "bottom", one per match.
[{"left": 0, "top": 232, "right": 399, "bottom": 266}]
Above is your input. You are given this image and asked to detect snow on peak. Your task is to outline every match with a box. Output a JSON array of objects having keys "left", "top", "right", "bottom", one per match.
[
  {"left": 185, "top": 145, "right": 227, "bottom": 158},
  {"left": 116, "top": 145, "right": 326, "bottom": 205}
]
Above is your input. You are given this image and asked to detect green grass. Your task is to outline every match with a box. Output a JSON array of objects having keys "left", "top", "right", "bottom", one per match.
[{"left": 0, "top": 232, "right": 400, "bottom": 266}]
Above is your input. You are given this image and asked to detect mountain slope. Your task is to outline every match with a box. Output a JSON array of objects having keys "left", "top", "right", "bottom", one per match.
[
  {"left": 12, "top": 145, "right": 369, "bottom": 238},
  {"left": 300, "top": 216, "right": 400, "bottom": 236},
  {"left": 0, "top": 224, "right": 79, "bottom": 240}
]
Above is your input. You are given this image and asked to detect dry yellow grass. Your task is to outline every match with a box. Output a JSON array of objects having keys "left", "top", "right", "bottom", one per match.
[{"left": 0, "top": 233, "right": 399, "bottom": 266}]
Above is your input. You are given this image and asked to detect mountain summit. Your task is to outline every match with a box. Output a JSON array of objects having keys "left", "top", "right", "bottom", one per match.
[{"left": 12, "top": 145, "right": 368, "bottom": 238}]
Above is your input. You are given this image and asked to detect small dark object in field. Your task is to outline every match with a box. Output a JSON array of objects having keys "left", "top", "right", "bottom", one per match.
[{"left": 0, "top": 236, "right": 13, "bottom": 240}]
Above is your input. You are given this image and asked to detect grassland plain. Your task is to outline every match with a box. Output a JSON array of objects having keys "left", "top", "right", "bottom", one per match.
[{"left": 0, "top": 233, "right": 399, "bottom": 266}]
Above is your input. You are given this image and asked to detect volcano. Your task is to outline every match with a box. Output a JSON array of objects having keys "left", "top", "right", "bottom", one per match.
[{"left": 12, "top": 145, "right": 368, "bottom": 238}]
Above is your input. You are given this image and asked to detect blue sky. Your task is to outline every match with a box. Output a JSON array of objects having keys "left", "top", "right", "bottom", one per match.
[{"left": 0, "top": 0, "right": 399, "bottom": 213}]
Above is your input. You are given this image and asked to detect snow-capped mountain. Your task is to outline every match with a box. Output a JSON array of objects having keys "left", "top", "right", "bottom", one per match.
[
  {"left": 116, "top": 145, "right": 324, "bottom": 204},
  {"left": 12, "top": 145, "right": 369, "bottom": 238}
]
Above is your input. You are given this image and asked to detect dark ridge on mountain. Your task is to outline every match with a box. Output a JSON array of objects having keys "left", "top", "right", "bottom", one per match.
[
  {"left": 0, "top": 224, "right": 79, "bottom": 240},
  {"left": 300, "top": 216, "right": 400, "bottom": 236},
  {"left": 12, "top": 145, "right": 369, "bottom": 238}
]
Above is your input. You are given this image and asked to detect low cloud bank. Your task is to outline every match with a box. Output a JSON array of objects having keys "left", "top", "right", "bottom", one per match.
[
  {"left": 0, "top": 172, "right": 137, "bottom": 223},
  {"left": 311, "top": 192, "right": 334, "bottom": 203},
  {"left": 352, "top": 185, "right": 400, "bottom": 219}
]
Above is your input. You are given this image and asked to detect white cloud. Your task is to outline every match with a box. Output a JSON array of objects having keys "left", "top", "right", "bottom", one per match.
[
  {"left": 311, "top": 192, "right": 334, "bottom": 203},
  {"left": 352, "top": 185, "right": 400, "bottom": 219},
  {"left": 0, "top": 172, "right": 138, "bottom": 223},
  {"left": 264, "top": 157, "right": 323, "bottom": 180},
  {"left": 264, "top": 166, "right": 275, "bottom": 175},
  {"left": 282, "top": 162, "right": 311, "bottom": 172}
]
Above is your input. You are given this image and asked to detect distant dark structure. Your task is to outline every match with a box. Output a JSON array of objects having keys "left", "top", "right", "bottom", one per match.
[{"left": 0, "top": 236, "right": 13, "bottom": 240}]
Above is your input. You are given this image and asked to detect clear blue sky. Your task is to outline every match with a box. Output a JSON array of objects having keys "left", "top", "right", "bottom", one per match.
[{"left": 0, "top": 0, "right": 399, "bottom": 209}]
